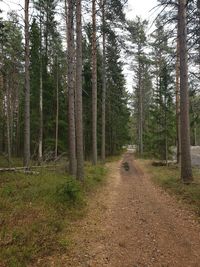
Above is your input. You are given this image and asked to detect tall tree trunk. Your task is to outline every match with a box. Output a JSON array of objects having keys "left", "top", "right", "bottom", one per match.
[
  {"left": 165, "top": 92, "right": 168, "bottom": 165},
  {"left": 92, "top": 0, "right": 98, "bottom": 165},
  {"left": 6, "top": 81, "right": 11, "bottom": 167},
  {"left": 101, "top": 0, "right": 106, "bottom": 163},
  {"left": 24, "top": 0, "right": 30, "bottom": 168},
  {"left": 138, "top": 59, "right": 143, "bottom": 155},
  {"left": 175, "top": 37, "right": 181, "bottom": 164},
  {"left": 38, "top": 12, "right": 43, "bottom": 164},
  {"left": 178, "top": 0, "right": 193, "bottom": 183},
  {"left": 66, "top": 0, "right": 76, "bottom": 176},
  {"left": 194, "top": 121, "right": 197, "bottom": 146},
  {"left": 75, "top": 0, "right": 84, "bottom": 180},
  {"left": 55, "top": 56, "right": 59, "bottom": 159}
]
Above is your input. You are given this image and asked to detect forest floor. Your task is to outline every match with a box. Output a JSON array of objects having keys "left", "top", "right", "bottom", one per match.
[{"left": 38, "top": 152, "right": 200, "bottom": 267}]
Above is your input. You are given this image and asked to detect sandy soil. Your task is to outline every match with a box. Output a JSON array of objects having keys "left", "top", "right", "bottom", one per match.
[{"left": 37, "top": 152, "right": 200, "bottom": 267}]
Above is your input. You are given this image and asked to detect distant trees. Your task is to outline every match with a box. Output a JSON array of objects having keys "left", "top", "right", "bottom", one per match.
[
  {"left": 4, "top": 0, "right": 199, "bottom": 183},
  {"left": 0, "top": 13, "right": 23, "bottom": 166},
  {"left": 128, "top": 0, "right": 196, "bottom": 183},
  {"left": 128, "top": 18, "right": 148, "bottom": 155}
]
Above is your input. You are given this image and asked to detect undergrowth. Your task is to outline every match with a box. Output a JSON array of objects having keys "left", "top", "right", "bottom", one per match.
[{"left": 0, "top": 163, "right": 107, "bottom": 267}]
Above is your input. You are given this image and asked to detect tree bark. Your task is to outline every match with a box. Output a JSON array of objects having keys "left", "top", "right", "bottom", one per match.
[
  {"left": 6, "top": 81, "right": 11, "bottom": 167},
  {"left": 24, "top": 0, "right": 31, "bottom": 169},
  {"left": 66, "top": 0, "right": 76, "bottom": 176},
  {"left": 92, "top": 0, "right": 98, "bottom": 165},
  {"left": 55, "top": 56, "right": 59, "bottom": 159},
  {"left": 175, "top": 36, "right": 181, "bottom": 164},
  {"left": 138, "top": 55, "right": 143, "bottom": 155},
  {"left": 101, "top": 0, "right": 106, "bottom": 163},
  {"left": 178, "top": 0, "right": 193, "bottom": 183},
  {"left": 38, "top": 13, "right": 43, "bottom": 164},
  {"left": 75, "top": 0, "right": 84, "bottom": 180}
]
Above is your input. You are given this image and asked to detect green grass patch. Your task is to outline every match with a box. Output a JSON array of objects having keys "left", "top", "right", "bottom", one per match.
[
  {"left": 0, "top": 163, "right": 107, "bottom": 267},
  {"left": 138, "top": 159, "right": 200, "bottom": 216},
  {"left": 0, "top": 156, "right": 23, "bottom": 168}
]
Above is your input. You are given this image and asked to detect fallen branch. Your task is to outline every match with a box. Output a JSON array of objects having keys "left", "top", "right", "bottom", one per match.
[{"left": 0, "top": 164, "right": 63, "bottom": 173}]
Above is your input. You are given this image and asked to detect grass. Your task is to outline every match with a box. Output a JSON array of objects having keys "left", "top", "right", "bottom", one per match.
[
  {"left": 0, "top": 161, "right": 107, "bottom": 267},
  {"left": 0, "top": 156, "right": 23, "bottom": 168},
  {"left": 138, "top": 159, "right": 200, "bottom": 216}
]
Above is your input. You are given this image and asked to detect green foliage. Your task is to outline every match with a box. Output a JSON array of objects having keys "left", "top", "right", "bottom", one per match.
[
  {"left": 146, "top": 62, "right": 176, "bottom": 160},
  {"left": 133, "top": 19, "right": 176, "bottom": 160},
  {"left": 84, "top": 163, "right": 107, "bottom": 190},
  {"left": 105, "top": 29, "right": 130, "bottom": 154},
  {"left": 56, "top": 179, "right": 83, "bottom": 204},
  {"left": 82, "top": 23, "right": 130, "bottom": 159}
]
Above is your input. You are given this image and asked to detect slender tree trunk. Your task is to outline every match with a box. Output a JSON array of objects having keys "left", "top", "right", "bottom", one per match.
[
  {"left": 194, "top": 121, "right": 197, "bottom": 146},
  {"left": 66, "top": 0, "right": 76, "bottom": 176},
  {"left": 0, "top": 102, "right": 3, "bottom": 154},
  {"left": 55, "top": 56, "right": 59, "bottom": 159},
  {"left": 24, "top": 0, "right": 30, "bottom": 169},
  {"left": 92, "top": 0, "right": 98, "bottom": 165},
  {"left": 165, "top": 92, "right": 168, "bottom": 165},
  {"left": 15, "top": 76, "right": 20, "bottom": 156},
  {"left": 16, "top": 100, "right": 20, "bottom": 156},
  {"left": 101, "top": 0, "right": 106, "bottom": 163},
  {"left": 175, "top": 37, "right": 181, "bottom": 164},
  {"left": 138, "top": 58, "right": 143, "bottom": 155},
  {"left": 75, "top": 0, "right": 84, "bottom": 180},
  {"left": 178, "top": 0, "right": 193, "bottom": 183},
  {"left": 6, "top": 81, "right": 11, "bottom": 167},
  {"left": 38, "top": 13, "right": 43, "bottom": 164}
]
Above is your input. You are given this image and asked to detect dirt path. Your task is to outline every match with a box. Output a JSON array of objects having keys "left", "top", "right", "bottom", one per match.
[{"left": 44, "top": 152, "right": 200, "bottom": 267}]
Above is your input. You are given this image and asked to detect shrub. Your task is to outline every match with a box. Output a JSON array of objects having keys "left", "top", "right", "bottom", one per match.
[{"left": 56, "top": 179, "right": 83, "bottom": 204}]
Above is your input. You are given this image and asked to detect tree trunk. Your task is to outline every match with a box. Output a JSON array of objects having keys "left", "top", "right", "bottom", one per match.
[
  {"left": 38, "top": 12, "right": 43, "bottom": 164},
  {"left": 75, "top": 0, "right": 84, "bottom": 180},
  {"left": 24, "top": 0, "right": 31, "bottom": 169},
  {"left": 55, "top": 56, "right": 59, "bottom": 159},
  {"left": 175, "top": 37, "right": 181, "bottom": 164},
  {"left": 92, "top": 0, "right": 98, "bottom": 165},
  {"left": 194, "top": 121, "right": 197, "bottom": 146},
  {"left": 66, "top": 0, "right": 76, "bottom": 176},
  {"left": 138, "top": 57, "right": 143, "bottom": 155},
  {"left": 101, "top": 0, "right": 106, "bottom": 163},
  {"left": 6, "top": 81, "right": 11, "bottom": 167},
  {"left": 178, "top": 0, "right": 193, "bottom": 183},
  {"left": 165, "top": 91, "right": 168, "bottom": 165}
]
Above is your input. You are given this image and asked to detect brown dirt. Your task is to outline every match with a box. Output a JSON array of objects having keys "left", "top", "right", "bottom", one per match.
[{"left": 37, "top": 152, "right": 200, "bottom": 267}]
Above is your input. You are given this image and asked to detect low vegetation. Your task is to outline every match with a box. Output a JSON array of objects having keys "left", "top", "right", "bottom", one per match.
[
  {"left": 0, "top": 161, "right": 107, "bottom": 267},
  {"left": 138, "top": 159, "right": 200, "bottom": 216}
]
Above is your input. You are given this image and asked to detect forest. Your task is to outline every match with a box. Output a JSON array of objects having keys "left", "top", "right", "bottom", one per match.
[{"left": 0, "top": 0, "right": 200, "bottom": 266}]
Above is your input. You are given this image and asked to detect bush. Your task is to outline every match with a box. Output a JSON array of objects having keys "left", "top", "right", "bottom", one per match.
[{"left": 56, "top": 179, "right": 83, "bottom": 204}]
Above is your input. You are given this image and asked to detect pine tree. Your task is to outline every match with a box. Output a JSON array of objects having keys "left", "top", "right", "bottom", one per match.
[
  {"left": 24, "top": 0, "right": 31, "bottom": 168},
  {"left": 76, "top": 0, "right": 84, "bottom": 180},
  {"left": 67, "top": 0, "right": 76, "bottom": 176},
  {"left": 92, "top": 0, "right": 98, "bottom": 165},
  {"left": 178, "top": 0, "right": 193, "bottom": 183}
]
